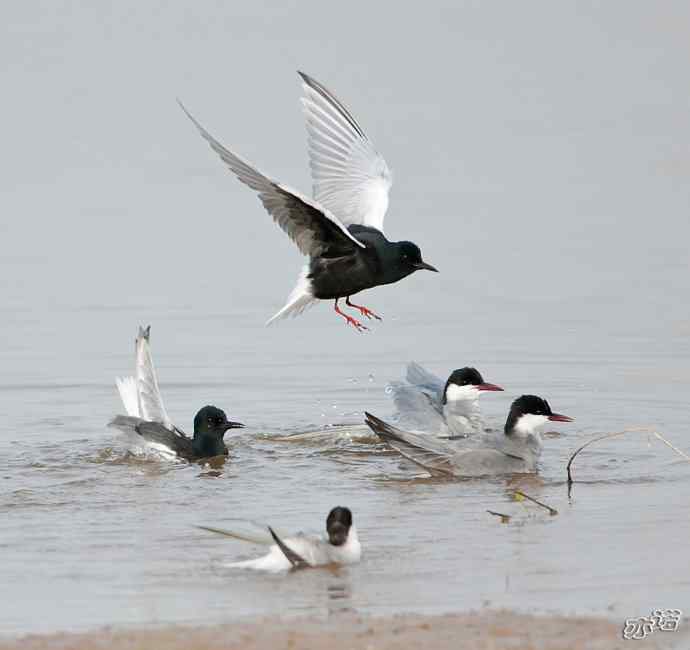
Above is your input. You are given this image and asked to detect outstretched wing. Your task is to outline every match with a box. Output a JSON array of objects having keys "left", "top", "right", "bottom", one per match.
[
  {"left": 180, "top": 101, "right": 365, "bottom": 258},
  {"left": 197, "top": 520, "right": 293, "bottom": 545},
  {"left": 299, "top": 71, "right": 392, "bottom": 232},
  {"left": 405, "top": 362, "right": 444, "bottom": 401},
  {"left": 133, "top": 326, "right": 175, "bottom": 430},
  {"left": 388, "top": 382, "right": 445, "bottom": 433},
  {"left": 365, "top": 412, "right": 457, "bottom": 476}
]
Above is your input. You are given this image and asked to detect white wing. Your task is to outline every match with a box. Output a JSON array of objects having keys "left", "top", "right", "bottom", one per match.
[
  {"left": 197, "top": 522, "right": 284, "bottom": 546},
  {"left": 180, "top": 101, "right": 365, "bottom": 257},
  {"left": 133, "top": 326, "right": 174, "bottom": 430},
  {"left": 299, "top": 71, "right": 392, "bottom": 232},
  {"left": 116, "top": 376, "right": 140, "bottom": 417}
]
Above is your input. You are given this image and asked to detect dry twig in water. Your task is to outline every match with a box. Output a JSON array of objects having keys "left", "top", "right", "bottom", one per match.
[
  {"left": 487, "top": 510, "right": 511, "bottom": 523},
  {"left": 513, "top": 490, "right": 558, "bottom": 516},
  {"left": 566, "top": 427, "right": 690, "bottom": 486}
]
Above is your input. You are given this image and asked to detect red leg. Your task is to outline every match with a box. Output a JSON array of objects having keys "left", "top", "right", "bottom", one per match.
[
  {"left": 334, "top": 299, "right": 368, "bottom": 331},
  {"left": 345, "top": 296, "right": 383, "bottom": 321}
]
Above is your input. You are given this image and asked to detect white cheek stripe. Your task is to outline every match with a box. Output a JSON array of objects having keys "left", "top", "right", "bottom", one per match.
[{"left": 445, "top": 384, "right": 478, "bottom": 402}]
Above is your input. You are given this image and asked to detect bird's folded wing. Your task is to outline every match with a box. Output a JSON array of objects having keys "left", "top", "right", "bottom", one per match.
[
  {"left": 134, "top": 420, "right": 194, "bottom": 457},
  {"left": 299, "top": 71, "right": 392, "bottom": 233},
  {"left": 134, "top": 326, "right": 174, "bottom": 430},
  {"left": 179, "top": 101, "right": 365, "bottom": 258},
  {"left": 365, "top": 412, "right": 457, "bottom": 476}
]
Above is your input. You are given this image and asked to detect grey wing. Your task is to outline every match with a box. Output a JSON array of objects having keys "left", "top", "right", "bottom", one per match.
[
  {"left": 299, "top": 71, "right": 392, "bottom": 232},
  {"left": 364, "top": 412, "right": 458, "bottom": 477},
  {"left": 387, "top": 381, "right": 445, "bottom": 433},
  {"left": 405, "top": 362, "right": 444, "bottom": 402},
  {"left": 179, "top": 101, "right": 365, "bottom": 258},
  {"left": 134, "top": 326, "right": 175, "bottom": 430},
  {"left": 133, "top": 419, "right": 194, "bottom": 458}
]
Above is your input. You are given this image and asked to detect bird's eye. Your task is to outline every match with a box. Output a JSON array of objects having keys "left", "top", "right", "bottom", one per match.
[{"left": 207, "top": 417, "right": 213, "bottom": 424}]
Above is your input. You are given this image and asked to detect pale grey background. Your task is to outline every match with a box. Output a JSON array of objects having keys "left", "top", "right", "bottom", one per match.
[{"left": 1, "top": 0, "right": 689, "bottom": 636}]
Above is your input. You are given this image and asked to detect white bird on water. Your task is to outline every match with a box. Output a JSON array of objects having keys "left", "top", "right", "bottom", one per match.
[{"left": 198, "top": 506, "right": 361, "bottom": 572}]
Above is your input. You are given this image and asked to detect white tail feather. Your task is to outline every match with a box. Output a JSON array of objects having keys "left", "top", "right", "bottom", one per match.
[
  {"left": 116, "top": 376, "right": 140, "bottom": 417},
  {"left": 266, "top": 265, "right": 318, "bottom": 325}
]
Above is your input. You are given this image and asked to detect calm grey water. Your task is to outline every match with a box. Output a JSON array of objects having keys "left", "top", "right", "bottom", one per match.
[{"left": 1, "top": 0, "right": 689, "bottom": 637}]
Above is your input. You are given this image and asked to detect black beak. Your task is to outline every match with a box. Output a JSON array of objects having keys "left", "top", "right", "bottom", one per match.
[
  {"left": 224, "top": 421, "right": 245, "bottom": 430},
  {"left": 414, "top": 261, "right": 439, "bottom": 273}
]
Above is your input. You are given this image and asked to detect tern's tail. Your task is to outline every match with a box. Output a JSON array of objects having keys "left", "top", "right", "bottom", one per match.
[{"left": 266, "top": 265, "right": 318, "bottom": 325}]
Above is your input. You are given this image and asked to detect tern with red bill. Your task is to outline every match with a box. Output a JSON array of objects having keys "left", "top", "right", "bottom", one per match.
[
  {"left": 179, "top": 71, "right": 437, "bottom": 331},
  {"left": 388, "top": 363, "right": 504, "bottom": 438},
  {"left": 365, "top": 395, "right": 573, "bottom": 477}
]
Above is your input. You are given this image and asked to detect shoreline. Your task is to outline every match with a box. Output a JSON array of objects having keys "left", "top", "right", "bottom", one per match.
[{"left": 1, "top": 610, "right": 678, "bottom": 650}]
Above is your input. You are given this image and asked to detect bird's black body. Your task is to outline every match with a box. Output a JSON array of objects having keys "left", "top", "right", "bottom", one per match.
[
  {"left": 309, "top": 226, "right": 434, "bottom": 300},
  {"left": 112, "top": 405, "right": 244, "bottom": 462},
  {"left": 181, "top": 72, "right": 438, "bottom": 329}
]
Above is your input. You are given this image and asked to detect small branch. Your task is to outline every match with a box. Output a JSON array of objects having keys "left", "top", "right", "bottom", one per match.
[
  {"left": 566, "top": 427, "right": 690, "bottom": 486},
  {"left": 487, "top": 510, "right": 511, "bottom": 523},
  {"left": 514, "top": 490, "right": 558, "bottom": 516}
]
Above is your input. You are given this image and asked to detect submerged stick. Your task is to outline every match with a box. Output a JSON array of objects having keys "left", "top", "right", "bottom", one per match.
[
  {"left": 566, "top": 427, "right": 690, "bottom": 486},
  {"left": 514, "top": 490, "right": 558, "bottom": 516}
]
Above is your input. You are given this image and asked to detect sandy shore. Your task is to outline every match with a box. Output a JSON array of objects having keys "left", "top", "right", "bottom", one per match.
[{"left": 1, "top": 611, "right": 681, "bottom": 650}]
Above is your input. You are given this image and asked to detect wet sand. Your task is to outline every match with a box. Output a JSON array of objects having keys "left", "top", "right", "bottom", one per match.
[{"left": 1, "top": 611, "right": 679, "bottom": 650}]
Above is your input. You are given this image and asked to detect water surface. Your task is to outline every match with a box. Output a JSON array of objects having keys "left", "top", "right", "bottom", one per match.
[{"left": 1, "top": 0, "right": 689, "bottom": 637}]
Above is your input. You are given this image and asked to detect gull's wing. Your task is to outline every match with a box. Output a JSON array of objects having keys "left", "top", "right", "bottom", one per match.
[
  {"left": 180, "top": 101, "right": 365, "bottom": 258},
  {"left": 365, "top": 412, "right": 457, "bottom": 476},
  {"left": 134, "top": 326, "right": 175, "bottom": 430},
  {"left": 299, "top": 71, "right": 392, "bottom": 232}
]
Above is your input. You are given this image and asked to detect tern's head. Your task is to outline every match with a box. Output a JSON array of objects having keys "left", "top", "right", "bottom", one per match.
[
  {"left": 393, "top": 241, "right": 438, "bottom": 278},
  {"left": 326, "top": 506, "right": 353, "bottom": 547},
  {"left": 193, "top": 405, "right": 244, "bottom": 438},
  {"left": 442, "top": 367, "right": 504, "bottom": 404},
  {"left": 504, "top": 395, "right": 573, "bottom": 437}
]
